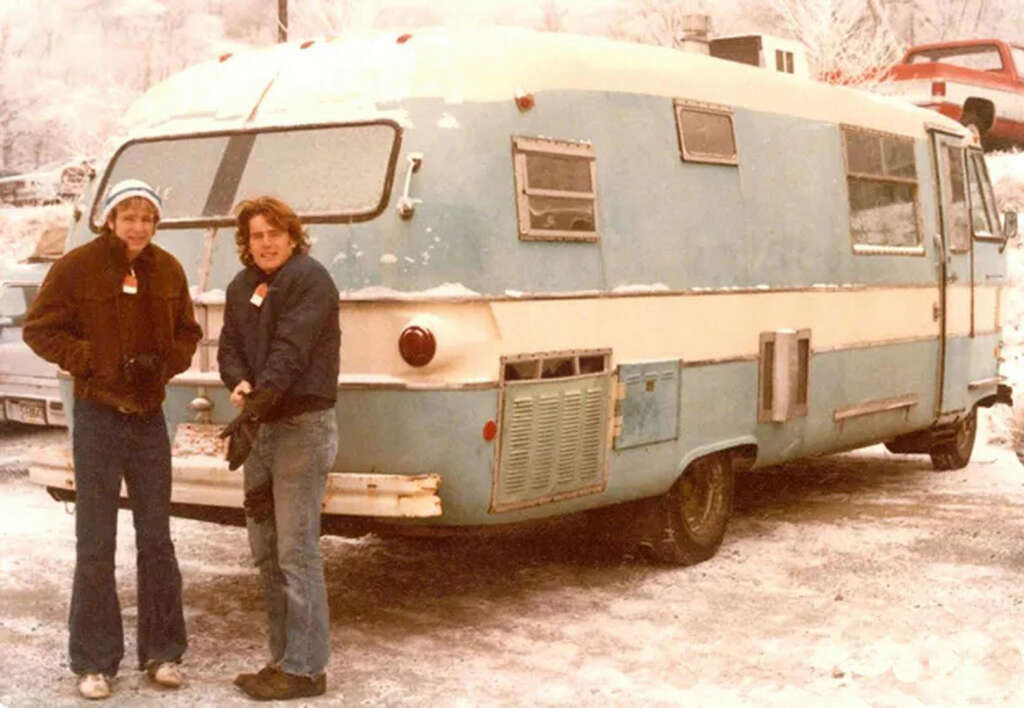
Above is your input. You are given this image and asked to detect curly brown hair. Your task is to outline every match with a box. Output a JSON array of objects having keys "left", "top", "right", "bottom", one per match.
[{"left": 233, "top": 196, "right": 311, "bottom": 267}]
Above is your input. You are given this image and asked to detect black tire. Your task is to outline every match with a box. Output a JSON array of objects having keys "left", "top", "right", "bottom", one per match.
[
  {"left": 639, "top": 452, "right": 734, "bottom": 565},
  {"left": 929, "top": 407, "right": 977, "bottom": 471}
]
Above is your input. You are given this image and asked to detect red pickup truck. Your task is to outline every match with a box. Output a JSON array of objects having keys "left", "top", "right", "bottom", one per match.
[{"left": 875, "top": 39, "right": 1024, "bottom": 149}]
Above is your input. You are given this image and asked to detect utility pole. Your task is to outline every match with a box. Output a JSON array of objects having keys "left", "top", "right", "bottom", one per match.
[{"left": 278, "top": 0, "right": 287, "bottom": 42}]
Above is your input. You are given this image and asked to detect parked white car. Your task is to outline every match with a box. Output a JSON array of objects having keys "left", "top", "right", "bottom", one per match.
[{"left": 0, "top": 262, "right": 65, "bottom": 427}]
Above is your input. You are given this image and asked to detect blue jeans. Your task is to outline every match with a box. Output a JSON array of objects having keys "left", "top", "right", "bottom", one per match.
[
  {"left": 69, "top": 399, "right": 187, "bottom": 676},
  {"left": 243, "top": 408, "right": 338, "bottom": 676}
]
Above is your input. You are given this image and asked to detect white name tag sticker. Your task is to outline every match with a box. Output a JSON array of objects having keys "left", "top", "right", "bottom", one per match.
[
  {"left": 250, "top": 282, "right": 268, "bottom": 307},
  {"left": 122, "top": 273, "right": 138, "bottom": 294}
]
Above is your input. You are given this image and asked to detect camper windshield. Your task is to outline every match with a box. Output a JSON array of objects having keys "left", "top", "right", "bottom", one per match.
[{"left": 91, "top": 120, "right": 401, "bottom": 229}]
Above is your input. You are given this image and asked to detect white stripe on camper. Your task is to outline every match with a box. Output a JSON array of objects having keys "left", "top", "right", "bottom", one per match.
[{"left": 195, "top": 284, "right": 998, "bottom": 384}]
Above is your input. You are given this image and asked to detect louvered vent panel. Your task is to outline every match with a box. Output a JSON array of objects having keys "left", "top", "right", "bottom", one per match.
[
  {"left": 531, "top": 394, "right": 561, "bottom": 491},
  {"left": 578, "top": 387, "right": 606, "bottom": 483},
  {"left": 494, "top": 373, "right": 610, "bottom": 511},
  {"left": 500, "top": 396, "right": 534, "bottom": 496},
  {"left": 555, "top": 391, "right": 583, "bottom": 486}
]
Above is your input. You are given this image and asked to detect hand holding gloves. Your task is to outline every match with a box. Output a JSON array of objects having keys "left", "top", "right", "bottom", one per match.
[{"left": 219, "top": 387, "right": 282, "bottom": 470}]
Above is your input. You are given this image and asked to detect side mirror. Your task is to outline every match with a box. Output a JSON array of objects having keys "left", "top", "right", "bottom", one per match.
[{"left": 1002, "top": 210, "right": 1018, "bottom": 242}]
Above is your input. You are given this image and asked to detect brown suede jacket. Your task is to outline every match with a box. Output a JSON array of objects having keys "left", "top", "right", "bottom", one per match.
[{"left": 23, "top": 232, "right": 202, "bottom": 412}]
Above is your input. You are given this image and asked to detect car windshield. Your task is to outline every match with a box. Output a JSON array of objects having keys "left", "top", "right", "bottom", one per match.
[
  {"left": 92, "top": 121, "right": 401, "bottom": 229},
  {"left": 907, "top": 45, "right": 1004, "bottom": 72}
]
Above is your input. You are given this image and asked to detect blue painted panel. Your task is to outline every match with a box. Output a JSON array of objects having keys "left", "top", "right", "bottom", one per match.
[
  {"left": 283, "top": 92, "right": 943, "bottom": 297},
  {"left": 615, "top": 360, "right": 681, "bottom": 450}
]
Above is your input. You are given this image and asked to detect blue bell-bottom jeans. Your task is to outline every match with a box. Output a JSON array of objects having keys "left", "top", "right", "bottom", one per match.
[
  {"left": 68, "top": 399, "right": 187, "bottom": 676},
  {"left": 243, "top": 408, "right": 338, "bottom": 676}
]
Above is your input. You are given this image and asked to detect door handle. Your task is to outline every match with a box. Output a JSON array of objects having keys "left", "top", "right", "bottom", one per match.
[{"left": 396, "top": 152, "right": 424, "bottom": 219}]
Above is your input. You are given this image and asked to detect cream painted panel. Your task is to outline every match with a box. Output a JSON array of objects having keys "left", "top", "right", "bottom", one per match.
[
  {"left": 947, "top": 286, "right": 972, "bottom": 337},
  {"left": 974, "top": 285, "right": 1000, "bottom": 332},
  {"left": 945, "top": 285, "right": 1001, "bottom": 336},
  {"left": 490, "top": 288, "right": 939, "bottom": 363},
  {"left": 323, "top": 287, "right": 940, "bottom": 383}
]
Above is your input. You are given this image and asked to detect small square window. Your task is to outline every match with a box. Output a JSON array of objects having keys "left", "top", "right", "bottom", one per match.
[
  {"left": 673, "top": 100, "right": 738, "bottom": 165},
  {"left": 512, "top": 136, "right": 598, "bottom": 242}
]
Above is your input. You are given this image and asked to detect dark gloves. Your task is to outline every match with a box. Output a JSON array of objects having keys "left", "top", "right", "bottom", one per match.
[
  {"left": 219, "top": 387, "right": 282, "bottom": 471},
  {"left": 222, "top": 416, "right": 258, "bottom": 471},
  {"left": 243, "top": 386, "right": 282, "bottom": 421},
  {"left": 122, "top": 353, "right": 163, "bottom": 386}
]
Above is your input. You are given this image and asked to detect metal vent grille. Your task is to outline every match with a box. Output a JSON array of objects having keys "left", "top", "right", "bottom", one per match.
[{"left": 493, "top": 373, "right": 611, "bottom": 512}]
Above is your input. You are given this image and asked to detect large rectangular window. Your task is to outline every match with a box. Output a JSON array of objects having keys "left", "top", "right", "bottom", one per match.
[
  {"left": 512, "top": 136, "right": 598, "bottom": 242},
  {"left": 842, "top": 126, "right": 922, "bottom": 254},
  {"left": 92, "top": 120, "right": 402, "bottom": 229}
]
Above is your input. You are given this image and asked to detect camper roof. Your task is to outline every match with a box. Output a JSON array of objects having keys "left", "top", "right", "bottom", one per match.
[{"left": 120, "top": 27, "right": 966, "bottom": 143}]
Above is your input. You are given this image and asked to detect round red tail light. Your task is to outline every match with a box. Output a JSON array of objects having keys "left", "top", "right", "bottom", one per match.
[{"left": 398, "top": 326, "right": 436, "bottom": 367}]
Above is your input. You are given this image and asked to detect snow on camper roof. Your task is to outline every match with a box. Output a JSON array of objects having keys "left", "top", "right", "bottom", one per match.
[{"left": 121, "top": 28, "right": 967, "bottom": 141}]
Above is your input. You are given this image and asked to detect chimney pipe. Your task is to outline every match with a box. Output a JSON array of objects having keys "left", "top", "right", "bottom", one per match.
[{"left": 677, "top": 14, "right": 710, "bottom": 54}]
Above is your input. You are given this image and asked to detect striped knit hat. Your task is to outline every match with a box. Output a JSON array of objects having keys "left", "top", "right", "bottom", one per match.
[{"left": 101, "top": 179, "right": 162, "bottom": 223}]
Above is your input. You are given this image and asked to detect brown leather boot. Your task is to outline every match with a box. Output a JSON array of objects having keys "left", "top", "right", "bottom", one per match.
[
  {"left": 233, "top": 665, "right": 277, "bottom": 689},
  {"left": 237, "top": 666, "right": 326, "bottom": 700}
]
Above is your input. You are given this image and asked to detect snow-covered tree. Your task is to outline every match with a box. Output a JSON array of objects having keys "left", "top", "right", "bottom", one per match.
[{"left": 766, "top": 0, "right": 902, "bottom": 84}]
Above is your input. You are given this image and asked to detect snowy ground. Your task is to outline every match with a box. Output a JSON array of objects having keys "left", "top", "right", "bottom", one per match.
[{"left": 2, "top": 414, "right": 1024, "bottom": 707}]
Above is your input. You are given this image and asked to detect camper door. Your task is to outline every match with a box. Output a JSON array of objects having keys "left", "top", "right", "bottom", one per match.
[{"left": 930, "top": 131, "right": 973, "bottom": 416}]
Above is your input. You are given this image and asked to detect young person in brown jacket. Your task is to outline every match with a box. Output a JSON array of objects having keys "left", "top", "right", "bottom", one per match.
[{"left": 23, "top": 178, "right": 203, "bottom": 700}]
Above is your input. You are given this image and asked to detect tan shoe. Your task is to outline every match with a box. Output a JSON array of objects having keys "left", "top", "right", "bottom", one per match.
[
  {"left": 78, "top": 673, "right": 111, "bottom": 700},
  {"left": 146, "top": 661, "right": 183, "bottom": 688}
]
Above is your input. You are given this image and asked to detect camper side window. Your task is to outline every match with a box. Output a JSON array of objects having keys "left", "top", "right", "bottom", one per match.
[
  {"left": 945, "top": 145, "right": 971, "bottom": 252},
  {"left": 512, "top": 136, "right": 598, "bottom": 242},
  {"left": 673, "top": 100, "right": 738, "bottom": 165},
  {"left": 966, "top": 150, "right": 1000, "bottom": 240},
  {"left": 842, "top": 126, "right": 922, "bottom": 254}
]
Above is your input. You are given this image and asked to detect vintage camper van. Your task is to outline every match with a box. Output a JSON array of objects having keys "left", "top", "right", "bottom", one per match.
[{"left": 29, "top": 28, "right": 1014, "bottom": 565}]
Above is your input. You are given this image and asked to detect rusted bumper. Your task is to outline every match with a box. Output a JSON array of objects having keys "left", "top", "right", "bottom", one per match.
[{"left": 27, "top": 446, "right": 442, "bottom": 518}]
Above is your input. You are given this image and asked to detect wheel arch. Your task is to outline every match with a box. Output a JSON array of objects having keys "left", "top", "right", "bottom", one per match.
[
  {"left": 674, "top": 436, "right": 759, "bottom": 480},
  {"left": 961, "top": 97, "right": 995, "bottom": 134}
]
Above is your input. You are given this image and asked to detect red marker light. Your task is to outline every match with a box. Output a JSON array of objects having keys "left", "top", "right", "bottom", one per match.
[
  {"left": 931, "top": 80, "right": 946, "bottom": 97},
  {"left": 300, "top": 40, "right": 315, "bottom": 49},
  {"left": 398, "top": 326, "right": 436, "bottom": 367},
  {"left": 515, "top": 93, "right": 535, "bottom": 111},
  {"left": 483, "top": 420, "right": 497, "bottom": 441},
  {"left": 397, "top": 33, "right": 412, "bottom": 44},
  {"left": 219, "top": 52, "right": 233, "bottom": 63}
]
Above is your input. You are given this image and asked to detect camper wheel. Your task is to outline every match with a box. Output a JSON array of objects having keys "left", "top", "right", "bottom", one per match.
[
  {"left": 639, "top": 452, "right": 734, "bottom": 565},
  {"left": 929, "top": 407, "right": 978, "bottom": 471}
]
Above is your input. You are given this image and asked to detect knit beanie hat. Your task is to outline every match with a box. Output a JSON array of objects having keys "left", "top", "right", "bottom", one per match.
[{"left": 101, "top": 179, "right": 162, "bottom": 223}]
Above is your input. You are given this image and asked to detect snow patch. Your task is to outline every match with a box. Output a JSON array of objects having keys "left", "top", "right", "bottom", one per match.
[
  {"left": 611, "top": 283, "right": 670, "bottom": 294},
  {"left": 342, "top": 282, "right": 481, "bottom": 300},
  {"left": 437, "top": 112, "right": 460, "bottom": 129},
  {"left": 379, "top": 253, "right": 398, "bottom": 264}
]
